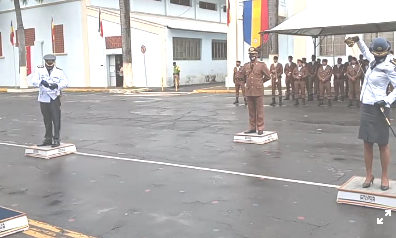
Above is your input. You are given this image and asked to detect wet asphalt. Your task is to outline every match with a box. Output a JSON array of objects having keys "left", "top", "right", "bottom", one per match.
[{"left": 0, "top": 92, "right": 395, "bottom": 238}]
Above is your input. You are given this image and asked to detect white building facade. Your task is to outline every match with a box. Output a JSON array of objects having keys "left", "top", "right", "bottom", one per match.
[{"left": 0, "top": 0, "right": 228, "bottom": 87}]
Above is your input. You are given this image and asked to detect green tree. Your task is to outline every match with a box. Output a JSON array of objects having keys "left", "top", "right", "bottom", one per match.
[
  {"left": 13, "top": 0, "right": 43, "bottom": 88},
  {"left": 119, "top": 0, "right": 133, "bottom": 88}
]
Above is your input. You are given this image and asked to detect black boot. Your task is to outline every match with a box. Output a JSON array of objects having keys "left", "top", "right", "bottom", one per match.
[
  {"left": 308, "top": 94, "right": 313, "bottom": 101},
  {"left": 284, "top": 95, "right": 290, "bottom": 100},
  {"left": 302, "top": 98, "right": 306, "bottom": 105},
  {"left": 333, "top": 96, "right": 338, "bottom": 101},
  {"left": 278, "top": 96, "right": 282, "bottom": 106},
  {"left": 233, "top": 97, "right": 239, "bottom": 104},
  {"left": 318, "top": 99, "right": 323, "bottom": 106},
  {"left": 52, "top": 139, "right": 60, "bottom": 148},
  {"left": 292, "top": 94, "right": 295, "bottom": 100},
  {"left": 328, "top": 99, "right": 332, "bottom": 106},
  {"left": 340, "top": 96, "right": 344, "bottom": 102},
  {"left": 348, "top": 100, "right": 353, "bottom": 108},
  {"left": 244, "top": 97, "right": 247, "bottom": 106},
  {"left": 270, "top": 97, "right": 276, "bottom": 106},
  {"left": 294, "top": 99, "right": 299, "bottom": 106},
  {"left": 38, "top": 139, "right": 52, "bottom": 147}
]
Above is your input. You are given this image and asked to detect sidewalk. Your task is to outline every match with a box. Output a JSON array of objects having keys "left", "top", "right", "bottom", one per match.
[{"left": 0, "top": 87, "right": 151, "bottom": 93}]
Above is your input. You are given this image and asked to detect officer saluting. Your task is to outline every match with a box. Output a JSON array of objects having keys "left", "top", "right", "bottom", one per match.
[{"left": 29, "top": 54, "right": 69, "bottom": 147}]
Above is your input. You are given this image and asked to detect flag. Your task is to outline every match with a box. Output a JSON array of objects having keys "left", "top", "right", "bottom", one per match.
[
  {"left": 227, "top": 0, "right": 230, "bottom": 26},
  {"left": 51, "top": 17, "right": 55, "bottom": 52},
  {"left": 98, "top": 8, "right": 103, "bottom": 37},
  {"left": 10, "top": 21, "right": 15, "bottom": 46},
  {"left": 243, "top": 0, "right": 269, "bottom": 47}
]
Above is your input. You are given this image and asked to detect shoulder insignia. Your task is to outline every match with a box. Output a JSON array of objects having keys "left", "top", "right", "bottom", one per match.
[
  {"left": 390, "top": 58, "right": 396, "bottom": 66},
  {"left": 37, "top": 65, "right": 44, "bottom": 68}
]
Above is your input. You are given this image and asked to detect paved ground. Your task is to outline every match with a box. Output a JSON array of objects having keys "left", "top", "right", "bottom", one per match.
[{"left": 0, "top": 92, "right": 395, "bottom": 238}]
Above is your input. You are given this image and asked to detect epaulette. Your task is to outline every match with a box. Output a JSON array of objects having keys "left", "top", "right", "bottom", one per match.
[
  {"left": 37, "top": 65, "right": 44, "bottom": 68},
  {"left": 56, "top": 66, "right": 63, "bottom": 70},
  {"left": 391, "top": 58, "right": 396, "bottom": 66}
]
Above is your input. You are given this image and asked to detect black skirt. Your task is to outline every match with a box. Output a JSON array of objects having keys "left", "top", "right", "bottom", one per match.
[{"left": 358, "top": 104, "right": 390, "bottom": 145}]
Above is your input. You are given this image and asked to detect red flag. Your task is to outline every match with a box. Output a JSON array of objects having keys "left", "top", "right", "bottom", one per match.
[
  {"left": 10, "top": 21, "right": 15, "bottom": 46},
  {"left": 227, "top": 0, "right": 230, "bottom": 26},
  {"left": 99, "top": 9, "right": 103, "bottom": 37}
]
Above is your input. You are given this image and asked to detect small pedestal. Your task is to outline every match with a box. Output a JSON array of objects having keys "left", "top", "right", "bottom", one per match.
[
  {"left": 0, "top": 206, "right": 29, "bottom": 237},
  {"left": 25, "top": 143, "right": 77, "bottom": 159},
  {"left": 337, "top": 176, "right": 396, "bottom": 211},
  {"left": 233, "top": 131, "right": 278, "bottom": 145}
]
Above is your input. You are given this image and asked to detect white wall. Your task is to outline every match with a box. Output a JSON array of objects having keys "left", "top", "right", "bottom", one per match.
[
  {"left": 0, "top": 1, "right": 85, "bottom": 87},
  {"left": 0, "top": 0, "right": 74, "bottom": 11},
  {"left": 167, "top": 29, "right": 226, "bottom": 86}
]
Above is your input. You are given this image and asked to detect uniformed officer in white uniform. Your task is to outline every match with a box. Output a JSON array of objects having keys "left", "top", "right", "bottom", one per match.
[
  {"left": 29, "top": 54, "right": 69, "bottom": 147},
  {"left": 346, "top": 36, "right": 396, "bottom": 191}
]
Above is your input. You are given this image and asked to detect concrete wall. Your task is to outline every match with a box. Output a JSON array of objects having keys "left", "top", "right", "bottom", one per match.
[
  {"left": 167, "top": 29, "right": 226, "bottom": 86},
  {"left": 0, "top": 1, "right": 85, "bottom": 87}
]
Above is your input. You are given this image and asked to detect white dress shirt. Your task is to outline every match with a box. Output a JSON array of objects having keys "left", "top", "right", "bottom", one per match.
[
  {"left": 29, "top": 65, "right": 69, "bottom": 103},
  {"left": 357, "top": 40, "right": 396, "bottom": 106}
]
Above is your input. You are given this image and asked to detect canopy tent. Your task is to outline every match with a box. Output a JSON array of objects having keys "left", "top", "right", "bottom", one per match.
[{"left": 263, "top": 0, "right": 396, "bottom": 37}]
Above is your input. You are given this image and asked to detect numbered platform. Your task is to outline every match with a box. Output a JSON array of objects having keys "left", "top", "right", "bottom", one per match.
[
  {"left": 337, "top": 176, "right": 396, "bottom": 211},
  {"left": 25, "top": 143, "right": 77, "bottom": 159},
  {"left": 233, "top": 131, "right": 278, "bottom": 145},
  {"left": 0, "top": 207, "right": 29, "bottom": 237}
]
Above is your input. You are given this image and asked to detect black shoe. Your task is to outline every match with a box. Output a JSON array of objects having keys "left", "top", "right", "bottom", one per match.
[
  {"left": 340, "top": 96, "right": 344, "bottom": 102},
  {"left": 244, "top": 98, "right": 247, "bottom": 106},
  {"left": 333, "top": 96, "right": 338, "bottom": 101},
  {"left": 318, "top": 100, "right": 323, "bottom": 106},
  {"left": 308, "top": 95, "right": 313, "bottom": 101},
  {"left": 362, "top": 176, "right": 374, "bottom": 188},
  {"left": 302, "top": 99, "right": 306, "bottom": 105},
  {"left": 233, "top": 97, "right": 239, "bottom": 104},
  {"left": 284, "top": 95, "right": 290, "bottom": 100},
  {"left": 270, "top": 98, "right": 276, "bottom": 106},
  {"left": 294, "top": 99, "right": 299, "bottom": 106},
  {"left": 328, "top": 99, "right": 332, "bottom": 106},
  {"left": 278, "top": 97, "right": 282, "bottom": 106},
  {"left": 348, "top": 100, "right": 353, "bottom": 108},
  {"left": 244, "top": 129, "right": 256, "bottom": 134},
  {"left": 38, "top": 139, "right": 52, "bottom": 147},
  {"left": 51, "top": 140, "right": 60, "bottom": 148},
  {"left": 257, "top": 130, "right": 263, "bottom": 135}
]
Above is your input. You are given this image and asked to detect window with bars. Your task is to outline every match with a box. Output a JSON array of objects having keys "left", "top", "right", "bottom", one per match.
[
  {"left": 173, "top": 37, "right": 201, "bottom": 60},
  {"left": 0, "top": 32, "right": 2, "bottom": 57},
  {"left": 363, "top": 32, "right": 394, "bottom": 51},
  {"left": 16, "top": 28, "right": 35, "bottom": 47},
  {"left": 53, "top": 24, "right": 65, "bottom": 54},
  {"left": 199, "top": 1, "right": 217, "bottom": 11},
  {"left": 212, "top": 40, "right": 226, "bottom": 60},
  {"left": 170, "top": 0, "right": 191, "bottom": 6},
  {"left": 319, "top": 35, "right": 346, "bottom": 56}
]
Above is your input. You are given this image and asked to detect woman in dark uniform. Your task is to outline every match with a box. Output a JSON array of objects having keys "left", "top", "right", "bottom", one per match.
[{"left": 347, "top": 36, "right": 396, "bottom": 190}]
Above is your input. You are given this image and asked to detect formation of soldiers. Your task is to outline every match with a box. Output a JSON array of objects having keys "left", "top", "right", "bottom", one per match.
[{"left": 234, "top": 53, "right": 375, "bottom": 107}]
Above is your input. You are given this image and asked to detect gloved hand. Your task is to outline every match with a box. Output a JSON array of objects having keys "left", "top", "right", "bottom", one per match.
[
  {"left": 48, "top": 83, "right": 58, "bottom": 90},
  {"left": 374, "top": 100, "right": 387, "bottom": 108},
  {"left": 345, "top": 36, "right": 359, "bottom": 47},
  {"left": 40, "top": 80, "right": 49, "bottom": 88},
  {"left": 351, "top": 36, "right": 360, "bottom": 42}
]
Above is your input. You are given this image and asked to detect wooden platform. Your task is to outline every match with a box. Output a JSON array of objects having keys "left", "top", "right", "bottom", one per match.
[
  {"left": 337, "top": 176, "right": 396, "bottom": 211},
  {"left": 25, "top": 143, "right": 77, "bottom": 159},
  {"left": 0, "top": 207, "right": 28, "bottom": 237},
  {"left": 233, "top": 131, "right": 278, "bottom": 145}
]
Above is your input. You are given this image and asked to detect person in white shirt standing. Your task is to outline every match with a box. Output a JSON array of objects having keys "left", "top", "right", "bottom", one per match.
[
  {"left": 29, "top": 54, "right": 69, "bottom": 147},
  {"left": 345, "top": 36, "right": 396, "bottom": 191}
]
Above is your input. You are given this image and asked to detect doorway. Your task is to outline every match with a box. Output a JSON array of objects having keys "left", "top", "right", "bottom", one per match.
[{"left": 115, "top": 55, "right": 123, "bottom": 87}]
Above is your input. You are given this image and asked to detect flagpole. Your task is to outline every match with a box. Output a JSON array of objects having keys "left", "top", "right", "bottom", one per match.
[{"left": 12, "top": 45, "right": 17, "bottom": 88}]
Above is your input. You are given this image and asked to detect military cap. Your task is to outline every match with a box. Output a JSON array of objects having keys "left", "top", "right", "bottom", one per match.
[
  {"left": 43, "top": 54, "right": 56, "bottom": 61},
  {"left": 248, "top": 47, "right": 258, "bottom": 54},
  {"left": 369, "top": 37, "right": 391, "bottom": 57}
]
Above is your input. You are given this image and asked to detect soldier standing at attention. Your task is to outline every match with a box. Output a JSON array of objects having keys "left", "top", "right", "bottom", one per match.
[
  {"left": 292, "top": 59, "right": 309, "bottom": 106},
  {"left": 346, "top": 57, "right": 363, "bottom": 108},
  {"left": 241, "top": 47, "right": 271, "bottom": 135},
  {"left": 332, "top": 58, "right": 345, "bottom": 101},
  {"left": 317, "top": 59, "right": 333, "bottom": 106},
  {"left": 307, "top": 55, "right": 319, "bottom": 101},
  {"left": 344, "top": 55, "right": 353, "bottom": 98},
  {"left": 270, "top": 56, "right": 283, "bottom": 106},
  {"left": 29, "top": 54, "right": 69, "bottom": 147},
  {"left": 233, "top": 61, "right": 246, "bottom": 105},
  {"left": 173, "top": 62, "right": 181, "bottom": 91},
  {"left": 284, "top": 56, "right": 297, "bottom": 101}
]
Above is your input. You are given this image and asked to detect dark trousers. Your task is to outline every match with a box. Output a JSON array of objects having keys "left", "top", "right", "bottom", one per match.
[
  {"left": 271, "top": 77, "right": 282, "bottom": 96},
  {"left": 40, "top": 97, "right": 61, "bottom": 141}
]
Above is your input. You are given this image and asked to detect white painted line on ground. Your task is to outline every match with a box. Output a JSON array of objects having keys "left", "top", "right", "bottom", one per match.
[{"left": 0, "top": 141, "right": 340, "bottom": 189}]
